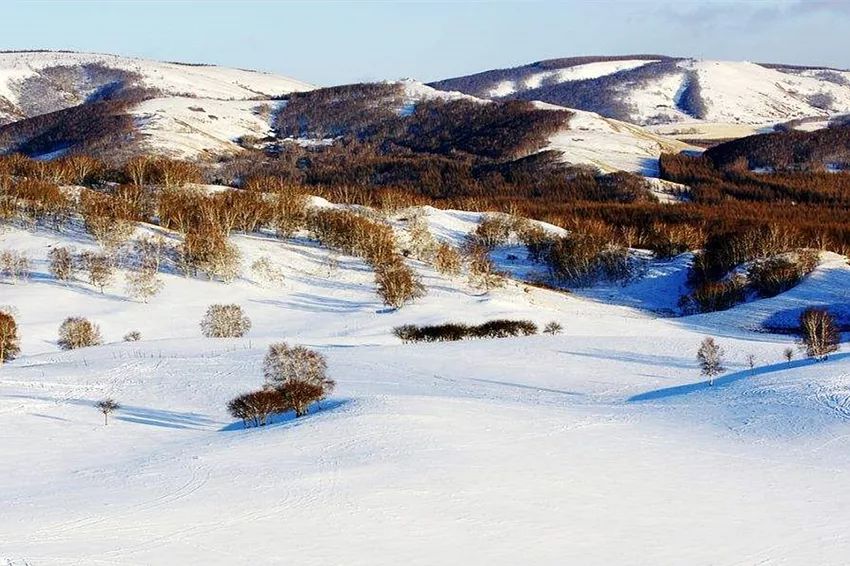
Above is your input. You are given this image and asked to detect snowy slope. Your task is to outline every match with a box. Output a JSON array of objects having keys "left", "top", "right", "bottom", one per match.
[
  {"left": 131, "top": 97, "right": 280, "bottom": 158},
  {"left": 2, "top": 199, "right": 850, "bottom": 564},
  {"left": 0, "top": 50, "right": 313, "bottom": 122},
  {"left": 432, "top": 56, "right": 850, "bottom": 133},
  {"left": 394, "top": 82, "right": 696, "bottom": 176},
  {"left": 539, "top": 105, "right": 695, "bottom": 175}
]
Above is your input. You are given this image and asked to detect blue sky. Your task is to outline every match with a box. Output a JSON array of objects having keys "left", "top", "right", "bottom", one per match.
[{"left": 4, "top": 1, "right": 849, "bottom": 85}]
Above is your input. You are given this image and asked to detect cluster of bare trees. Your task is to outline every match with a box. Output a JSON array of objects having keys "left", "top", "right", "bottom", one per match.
[
  {"left": 228, "top": 342, "right": 336, "bottom": 427},
  {"left": 0, "top": 250, "right": 30, "bottom": 284},
  {"left": 308, "top": 208, "right": 424, "bottom": 308}
]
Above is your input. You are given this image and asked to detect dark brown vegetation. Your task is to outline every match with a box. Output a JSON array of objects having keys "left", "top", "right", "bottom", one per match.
[
  {"left": 393, "top": 319, "right": 538, "bottom": 343},
  {"left": 227, "top": 389, "right": 289, "bottom": 428},
  {"left": 702, "top": 125, "right": 850, "bottom": 173}
]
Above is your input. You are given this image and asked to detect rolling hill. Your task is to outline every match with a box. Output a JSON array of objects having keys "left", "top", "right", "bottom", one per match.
[{"left": 431, "top": 56, "right": 850, "bottom": 135}]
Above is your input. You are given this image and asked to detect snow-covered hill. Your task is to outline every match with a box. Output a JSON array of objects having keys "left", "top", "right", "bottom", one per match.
[
  {"left": 431, "top": 56, "right": 850, "bottom": 135},
  {"left": 0, "top": 50, "right": 313, "bottom": 123},
  {"left": 2, "top": 196, "right": 850, "bottom": 564}
]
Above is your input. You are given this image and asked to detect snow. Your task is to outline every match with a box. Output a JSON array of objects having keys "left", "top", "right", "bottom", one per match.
[
  {"left": 3, "top": 196, "right": 850, "bottom": 564},
  {"left": 490, "top": 60, "right": 659, "bottom": 97},
  {"left": 131, "top": 97, "right": 280, "bottom": 158},
  {"left": 540, "top": 106, "right": 696, "bottom": 176},
  {"left": 0, "top": 51, "right": 313, "bottom": 110},
  {"left": 446, "top": 57, "right": 850, "bottom": 130}
]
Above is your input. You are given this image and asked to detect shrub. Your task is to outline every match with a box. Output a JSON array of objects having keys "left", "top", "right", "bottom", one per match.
[
  {"left": 375, "top": 259, "right": 425, "bottom": 309},
  {"left": 748, "top": 250, "right": 818, "bottom": 298},
  {"left": 406, "top": 212, "right": 438, "bottom": 261},
  {"left": 123, "top": 331, "right": 142, "bottom": 342},
  {"left": 681, "top": 276, "right": 747, "bottom": 314},
  {"left": 262, "top": 342, "right": 332, "bottom": 389},
  {"left": 79, "top": 190, "right": 136, "bottom": 250},
  {"left": 466, "top": 244, "right": 505, "bottom": 291},
  {"left": 783, "top": 347, "right": 794, "bottom": 363},
  {"left": 541, "top": 231, "right": 630, "bottom": 285},
  {"left": 200, "top": 304, "right": 252, "bottom": 338},
  {"left": 48, "top": 247, "right": 75, "bottom": 282},
  {"left": 543, "top": 321, "right": 563, "bottom": 335},
  {"left": 227, "top": 389, "right": 289, "bottom": 427},
  {"left": 393, "top": 320, "right": 538, "bottom": 343},
  {"left": 269, "top": 188, "right": 308, "bottom": 237},
  {"left": 58, "top": 317, "right": 102, "bottom": 350},
  {"left": 473, "top": 319, "right": 538, "bottom": 338},
  {"left": 250, "top": 255, "right": 285, "bottom": 286},
  {"left": 392, "top": 324, "right": 421, "bottom": 344},
  {"left": 262, "top": 342, "right": 335, "bottom": 417},
  {"left": 799, "top": 307, "right": 839, "bottom": 361},
  {"left": 433, "top": 242, "right": 462, "bottom": 276},
  {"left": 470, "top": 214, "right": 512, "bottom": 248},
  {"left": 0, "top": 311, "right": 21, "bottom": 363}
]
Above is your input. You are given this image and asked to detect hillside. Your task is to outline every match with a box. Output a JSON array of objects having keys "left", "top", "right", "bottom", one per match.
[
  {"left": 0, "top": 51, "right": 314, "bottom": 161},
  {"left": 3, "top": 186, "right": 850, "bottom": 564},
  {"left": 0, "top": 52, "right": 692, "bottom": 177},
  {"left": 0, "top": 50, "right": 313, "bottom": 123},
  {"left": 431, "top": 56, "right": 850, "bottom": 134}
]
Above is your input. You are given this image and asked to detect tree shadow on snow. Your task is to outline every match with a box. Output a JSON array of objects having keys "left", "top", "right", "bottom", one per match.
[
  {"left": 628, "top": 352, "right": 850, "bottom": 402},
  {"left": 3, "top": 394, "right": 220, "bottom": 429},
  {"left": 219, "top": 398, "right": 351, "bottom": 432},
  {"left": 559, "top": 349, "right": 695, "bottom": 370}
]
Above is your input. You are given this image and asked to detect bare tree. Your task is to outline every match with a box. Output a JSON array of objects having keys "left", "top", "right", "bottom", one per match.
[
  {"left": 58, "top": 317, "right": 102, "bottom": 350},
  {"left": 263, "top": 342, "right": 335, "bottom": 416},
  {"left": 783, "top": 347, "right": 794, "bottom": 364},
  {"left": 96, "top": 399, "right": 120, "bottom": 425},
  {"left": 125, "top": 266, "right": 163, "bottom": 303},
  {"left": 48, "top": 247, "right": 75, "bottom": 283},
  {"left": 0, "top": 311, "right": 21, "bottom": 363},
  {"left": 79, "top": 252, "right": 114, "bottom": 293},
  {"left": 543, "top": 321, "right": 563, "bottom": 335},
  {"left": 697, "top": 337, "right": 725, "bottom": 386},
  {"left": 280, "top": 380, "right": 325, "bottom": 418},
  {"left": 227, "top": 389, "right": 289, "bottom": 427},
  {"left": 799, "top": 307, "right": 839, "bottom": 361},
  {"left": 406, "top": 212, "right": 437, "bottom": 261},
  {"left": 200, "top": 304, "right": 251, "bottom": 338}
]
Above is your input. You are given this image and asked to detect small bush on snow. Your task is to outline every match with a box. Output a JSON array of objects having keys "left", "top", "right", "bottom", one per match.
[
  {"left": 58, "top": 317, "right": 102, "bottom": 350},
  {"left": 200, "top": 304, "right": 252, "bottom": 338}
]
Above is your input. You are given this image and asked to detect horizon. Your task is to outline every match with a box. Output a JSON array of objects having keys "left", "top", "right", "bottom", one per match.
[{"left": 4, "top": 0, "right": 850, "bottom": 85}]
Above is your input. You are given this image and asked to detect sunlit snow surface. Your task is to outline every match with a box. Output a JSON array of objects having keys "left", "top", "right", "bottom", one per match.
[{"left": 3, "top": 203, "right": 850, "bottom": 564}]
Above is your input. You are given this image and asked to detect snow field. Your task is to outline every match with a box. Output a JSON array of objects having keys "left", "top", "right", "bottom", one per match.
[{"left": 2, "top": 202, "right": 850, "bottom": 564}]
